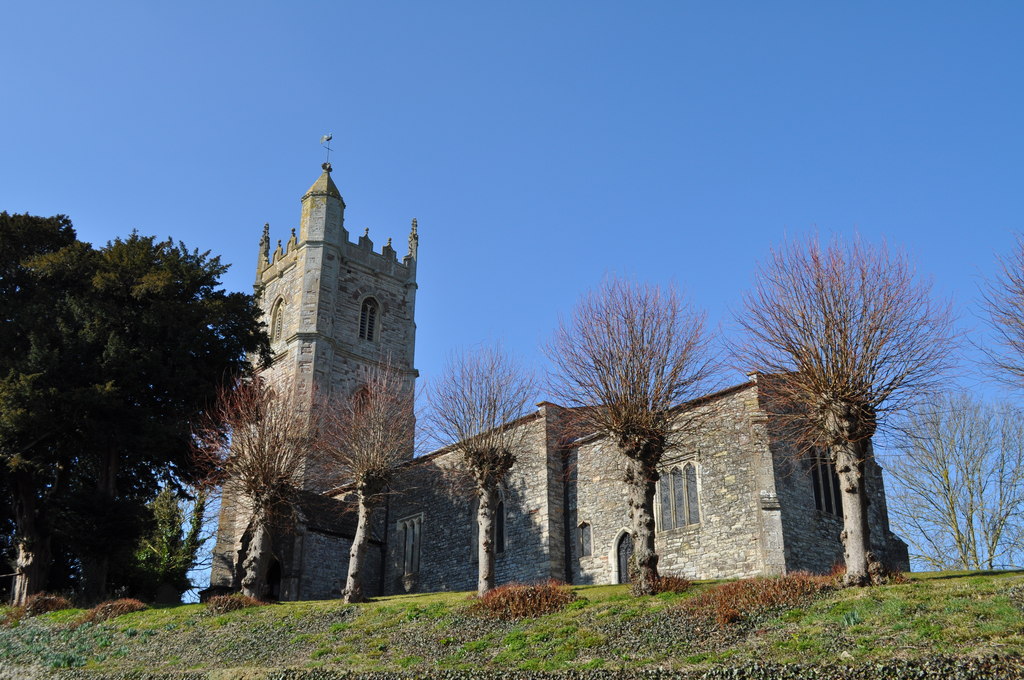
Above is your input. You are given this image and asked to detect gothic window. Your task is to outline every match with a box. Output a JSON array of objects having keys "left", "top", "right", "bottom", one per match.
[
  {"left": 577, "top": 522, "right": 592, "bottom": 557},
  {"left": 659, "top": 463, "right": 700, "bottom": 529},
  {"left": 495, "top": 500, "right": 505, "bottom": 554},
  {"left": 659, "top": 482, "right": 672, "bottom": 531},
  {"left": 811, "top": 454, "right": 842, "bottom": 517},
  {"left": 270, "top": 298, "right": 285, "bottom": 344},
  {"left": 672, "top": 467, "right": 685, "bottom": 526},
  {"left": 684, "top": 463, "right": 700, "bottom": 525},
  {"left": 398, "top": 514, "right": 422, "bottom": 575},
  {"left": 359, "top": 297, "right": 378, "bottom": 341}
]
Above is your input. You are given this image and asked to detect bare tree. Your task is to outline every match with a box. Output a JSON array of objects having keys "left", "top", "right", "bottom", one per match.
[
  {"left": 546, "top": 276, "right": 718, "bottom": 595},
  {"left": 318, "top": 363, "right": 415, "bottom": 603},
  {"left": 192, "top": 378, "right": 312, "bottom": 599},
  {"left": 982, "top": 235, "right": 1024, "bottom": 387},
  {"left": 733, "top": 235, "right": 955, "bottom": 586},
  {"left": 428, "top": 346, "right": 535, "bottom": 596},
  {"left": 888, "top": 393, "right": 1024, "bottom": 571}
]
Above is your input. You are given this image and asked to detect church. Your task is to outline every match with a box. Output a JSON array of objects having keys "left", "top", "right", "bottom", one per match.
[{"left": 209, "top": 164, "right": 909, "bottom": 600}]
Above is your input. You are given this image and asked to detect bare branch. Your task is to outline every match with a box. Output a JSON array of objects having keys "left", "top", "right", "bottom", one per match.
[
  {"left": 733, "top": 235, "right": 956, "bottom": 447},
  {"left": 888, "top": 394, "right": 1024, "bottom": 571},
  {"left": 981, "top": 234, "right": 1024, "bottom": 388},
  {"left": 547, "top": 276, "right": 719, "bottom": 449},
  {"left": 545, "top": 275, "right": 719, "bottom": 595},
  {"left": 191, "top": 377, "right": 312, "bottom": 598},
  {"left": 732, "top": 234, "right": 956, "bottom": 586},
  {"left": 192, "top": 377, "right": 311, "bottom": 514},
  {"left": 316, "top": 359, "right": 415, "bottom": 603},
  {"left": 427, "top": 345, "right": 535, "bottom": 595}
]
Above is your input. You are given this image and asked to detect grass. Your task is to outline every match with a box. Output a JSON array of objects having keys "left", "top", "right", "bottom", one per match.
[{"left": 1, "top": 570, "right": 1022, "bottom": 674}]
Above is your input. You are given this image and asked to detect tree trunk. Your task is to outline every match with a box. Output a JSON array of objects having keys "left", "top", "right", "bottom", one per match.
[
  {"left": 81, "top": 556, "right": 111, "bottom": 605},
  {"left": 12, "top": 472, "right": 51, "bottom": 606},
  {"left": 625, "top": 456, "right": 659, "bottom": 595},
  {"left": 343, "top": 491, "right": 375, "bottom": 603},
  {"left": 834, "top": 438, "right": 874, "bottom": 586},
  {"left": 82, "top": 449, "right": 120, "bottom": 603},
  {"left": 476, "top": 485, "right": 496, "bottom": 596},
  {"left": 239, "top": 513, "right": 272, "bottom": 600}
]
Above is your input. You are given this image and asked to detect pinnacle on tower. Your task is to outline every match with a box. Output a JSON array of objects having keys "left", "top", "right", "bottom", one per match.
[
  {"left": 256, "top": 223, "right": 271, "bottom": 278},
  {"left": 407, "top": 218, "right": 419, "bottom": 259}
]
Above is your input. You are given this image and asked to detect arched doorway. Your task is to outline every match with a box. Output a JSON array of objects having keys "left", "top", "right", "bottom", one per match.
[
  {"left": 616, "top": 532, "right": 634, "bottom": 584},
  {"left": 265, "top": 558, "right": 282, "bottom": 601}
]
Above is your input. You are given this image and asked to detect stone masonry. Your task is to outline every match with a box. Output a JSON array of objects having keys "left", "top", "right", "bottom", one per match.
[{"left": 209, "top": 165, "right": 909, "bottom": 601}]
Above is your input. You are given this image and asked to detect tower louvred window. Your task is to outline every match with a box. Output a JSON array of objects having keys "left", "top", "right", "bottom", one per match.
[{"left": 359, "top": 298, "right": 378, "bottom": 341}]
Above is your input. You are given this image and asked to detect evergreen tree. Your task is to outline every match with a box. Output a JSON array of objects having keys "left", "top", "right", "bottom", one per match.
[{"left": 1, "top": 214, "right": 268, "bottom": 603}]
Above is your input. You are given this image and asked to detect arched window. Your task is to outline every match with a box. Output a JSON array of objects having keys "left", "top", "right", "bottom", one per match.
[
  {"left": 359, "top": 298, "right": 378, "bottom": 341},
  {"left": 577, "top": 522, "right": 592, "bottom": 557},
  {"left": 270, "top": 298, "right": 285, "bottom": 343},
  {"left": 495, "top": 500, "right": 505, "bottom": 554},
  {"left": 659, "top": 463, "right": 700, "bottom": 529},
  {"left": 810, "top": 453, "right": 842, "bottom": 516},
  {"left": 672, "top": 467, "right": 685, "bottom": 526},
  {"left": 684, "top": 463, "right": 700, "bottom": 525},
  {"left": 398, "top": 514, "right": 422, "bottom": 575}
]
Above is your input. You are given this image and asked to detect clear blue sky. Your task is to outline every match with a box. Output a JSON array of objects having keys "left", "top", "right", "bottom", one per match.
[{"left": 3, "top": 1, "right": 1023, "bottom": 400}]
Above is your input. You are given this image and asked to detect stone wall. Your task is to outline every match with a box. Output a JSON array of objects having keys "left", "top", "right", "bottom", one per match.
[
  {"left": 766, "top": 406, "right": 910, "bottom": 575},
  {"left": 255, "top": 168, "right": 417, "bottom": 493},
  {"left": 381, "top": 410, "right": 565, "bottom": 595},
  {"left": 568, "top": 383, "right": 776, "bottom": 584},
  {"left": 295, "top": 529, "right": 384, "bottom": 600},
  {"left": 209, "top": 481, "right": 243, "bottom": 589}
]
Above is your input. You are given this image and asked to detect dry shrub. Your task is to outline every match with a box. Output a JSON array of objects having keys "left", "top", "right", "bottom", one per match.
[
  {"left": 4, "top": 594, "right": 73, "bottom": 626},
  {"left": 679, "top": 572, "right": 833, "bottom": 627},
  {"left": 1, "top": 606, "right": 25, "bottom": 627},
  {"left": 651, "top": 574, "right": 693, "bottom": 594},
  {"left": 24, "top": 593, "right": 72, "bottom": 617},
  {"left": 81, "top": 598, "right": 148, "bottom": 623},
  {"left": 206, "top": 593, "right": 266, "bottom": 614},
  {"left": 470, "top": 579, "right": 577, "bottom": 619}
]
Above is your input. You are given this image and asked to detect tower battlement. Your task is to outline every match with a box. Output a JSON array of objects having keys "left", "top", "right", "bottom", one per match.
[
  {"left": 251, "top": 162, "right": 419, "bottom": 426},
  {"left": 256, "top": 220, "right": 417, "bottom": 287}
]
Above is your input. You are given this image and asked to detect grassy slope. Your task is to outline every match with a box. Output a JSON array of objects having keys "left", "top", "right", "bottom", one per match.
[{"left": 2, "top": 571, "right": 1023, "bottom": 675}]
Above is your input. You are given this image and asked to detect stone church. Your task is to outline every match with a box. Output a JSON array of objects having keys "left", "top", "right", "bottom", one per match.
[{"left": 209, "top": 164, "right": 909, "bottom": 600}]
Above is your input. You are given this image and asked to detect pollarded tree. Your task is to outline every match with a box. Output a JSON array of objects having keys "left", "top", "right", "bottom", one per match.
[
  {"left": 733, "top": 235, "right": 955, "bottom": 586},
  {"left": 428, "top": 346, "right": 535, "bottom": 596},
  {"left": 318, "top": 362, "right": 415, "bottom": 603},
  {"left": 546, "top": 276, "right": 718, "bottom": 595},
  {"left": 193, "top": 378, "right": 312, "bottom": 600}
]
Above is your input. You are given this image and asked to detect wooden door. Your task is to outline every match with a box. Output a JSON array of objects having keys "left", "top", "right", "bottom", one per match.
[{"left": 616, "top": 533, "right": 633, "bottom": 584}]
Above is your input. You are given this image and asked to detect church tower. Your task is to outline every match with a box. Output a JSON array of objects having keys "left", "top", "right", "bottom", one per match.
[
  {"left": 209, "top": 162, "right": 419, "bottom": 596},
  {"left": 254, "top": 161, "right": 419, "bottom": 491}
]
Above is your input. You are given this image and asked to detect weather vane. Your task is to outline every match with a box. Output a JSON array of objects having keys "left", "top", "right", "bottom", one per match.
[{"left": 320, "top": 133, "right": 333, "bottom": 171}]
